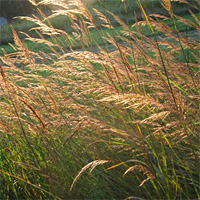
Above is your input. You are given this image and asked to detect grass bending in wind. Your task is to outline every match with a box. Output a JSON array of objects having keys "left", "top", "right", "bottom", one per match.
[{"left": 0, "top": 0, "right": 199, "bottom": 199}]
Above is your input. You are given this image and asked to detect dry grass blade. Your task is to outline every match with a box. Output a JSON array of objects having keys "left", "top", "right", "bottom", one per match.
[
  {"left": 28, "top": 0, "right": 38, "bottom": 6},
  {"left": 107, "top": 11, "right": 129, "bottom": 30},
  {"left": 44, "top": 9, "right": 83, "bottom": 21},
  {"left": 38, "top": 0, "right": 69, "bottom": 9},
  {"left": 62, "top": 118, "right": 87, "bottom": 146},
  {"left": 10, "top": 25, "right": 25, "bottom": 50},
  {"left": 162, "top": 0, "right": 173, "bottom": 17},
  {"left": 70, "top": 160, "right": 109, "bottom": 192},
  {"left": 20, "top": 98, "right": 46, "bottom": 129},
  {"left": 10, "top": 25, "right": 32, "bottom": 64},
  {"left": 140, "top": 111, "right": 170, "bottom": 124},
  {"left": 124, "top": 165, "right": 155, "bottom": 187},
  {"left": 189, "top": 10, "right": 200, "bottom": 27},
  {"left": 124, "top": 197, "right": 145, "bottom": 200},
  {"left": 0, "top": 66, "right": 6, "bottom": 81},
  {"left": 93, "top": 8, "right": 113, "bottom": 29}
]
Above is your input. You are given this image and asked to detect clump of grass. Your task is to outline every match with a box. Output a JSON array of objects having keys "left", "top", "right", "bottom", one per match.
[{"left": 0, "top": 0, "right": 199, "bottom": 199}]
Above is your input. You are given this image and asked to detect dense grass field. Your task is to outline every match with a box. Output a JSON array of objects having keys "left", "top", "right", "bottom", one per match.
[
  {"left": 0, "top": 0, "right": 199, "bottom": 199},
  {"left": 0, "top": 0, "right": 199, "bottom": 46}
]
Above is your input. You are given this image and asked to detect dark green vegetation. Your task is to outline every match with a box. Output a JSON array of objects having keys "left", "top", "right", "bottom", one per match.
[
  {"left": 0, "top": 0, "right": 200, "bottom": 199},
  {"left": 0, "top": 0, "right": 34, "bottom": 20}
]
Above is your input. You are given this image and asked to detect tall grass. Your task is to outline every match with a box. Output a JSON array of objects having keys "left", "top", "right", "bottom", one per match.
[
  {"left": 0, "top": 0, "right": 199, "bottom": 199},
  {"left": 0, "top": 0, "right": 198, "bottom": 45}
]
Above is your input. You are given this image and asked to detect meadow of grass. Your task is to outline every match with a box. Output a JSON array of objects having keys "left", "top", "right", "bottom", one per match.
[
  {"left": 1, "top": 12, "right": 199, "bottom": 56},
  {"left": 0, "top": 0, "right": 199, "bottom": 46},
  {"left": 0, "top": 0, "right": 199, "bottom": 199}
]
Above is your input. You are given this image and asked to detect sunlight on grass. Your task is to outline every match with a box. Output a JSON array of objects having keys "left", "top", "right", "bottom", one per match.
[{"left": 0, "top": 0, "right": 199, "bottom": 199}]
